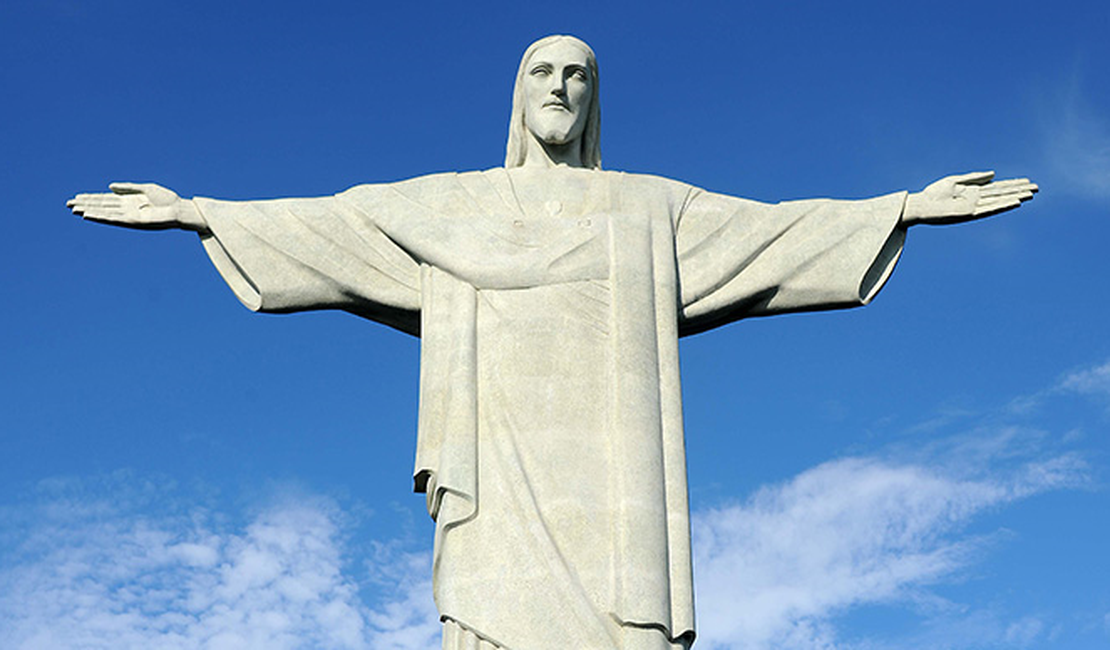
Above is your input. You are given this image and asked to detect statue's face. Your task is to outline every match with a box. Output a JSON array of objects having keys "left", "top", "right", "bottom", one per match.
[{"left": 522, "top": 40, "right": 592, "bottom": 148}]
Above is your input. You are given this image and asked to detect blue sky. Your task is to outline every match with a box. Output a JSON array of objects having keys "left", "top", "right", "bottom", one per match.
[{"left": 2, "top": 1, "right": 1109, "bottom": 648}]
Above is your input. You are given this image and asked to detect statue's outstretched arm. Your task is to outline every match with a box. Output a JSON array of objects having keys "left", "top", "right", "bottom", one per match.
[
  {"left": 67, "top": 182, "right": 208, "bottom": 233},
  {"left": 902, "top": 171, "right": 1037, "bottom": 226}
]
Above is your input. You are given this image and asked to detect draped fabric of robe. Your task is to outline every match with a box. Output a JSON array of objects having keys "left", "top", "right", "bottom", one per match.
[{"left": 194, "top": 168, "right": 907, "bottom": 650}]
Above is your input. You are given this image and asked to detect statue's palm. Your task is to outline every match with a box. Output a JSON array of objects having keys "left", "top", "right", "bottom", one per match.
[
  {"left": 905, "top": 171, "right": 1038, "bottom": 226},
  {"left": 68, "top": 182, "right": 184, "bottom": 230}
]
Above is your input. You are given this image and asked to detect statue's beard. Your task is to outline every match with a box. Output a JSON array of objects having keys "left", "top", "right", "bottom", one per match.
[{"left": 528, "top": 113, "right": 586, "bottom": 148}]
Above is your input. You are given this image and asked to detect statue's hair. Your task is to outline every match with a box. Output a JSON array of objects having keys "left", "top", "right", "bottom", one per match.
[{"left": 505, "top": 35, "right": 601, "bottom": 170}]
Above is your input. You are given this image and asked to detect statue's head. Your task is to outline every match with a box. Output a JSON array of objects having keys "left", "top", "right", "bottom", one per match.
[{"left": 505, "top": 35, "right": 601, "bottom": 169}]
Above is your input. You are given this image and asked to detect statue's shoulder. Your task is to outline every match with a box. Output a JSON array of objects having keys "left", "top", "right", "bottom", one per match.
[
  {"left": 615, "top": 170, "right": 697, "bottom": 195},
  {"left": 338, "top": 170, "right": 465, "bottom": 200},
  {"left": 337, "top": 170, "right": 514, "bottom": 215},
  {"left": 605, "top": 170, "right": 701, "bottom": 215}
]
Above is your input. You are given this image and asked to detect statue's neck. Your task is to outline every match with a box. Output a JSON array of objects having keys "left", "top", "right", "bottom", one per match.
[{"left": 521, "top": 133, "right": 585, "bottom": 169}]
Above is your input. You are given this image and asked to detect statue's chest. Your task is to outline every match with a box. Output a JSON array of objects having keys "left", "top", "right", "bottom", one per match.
[{"left": 497, "top": 175, "right": 663, "bottom": 247}]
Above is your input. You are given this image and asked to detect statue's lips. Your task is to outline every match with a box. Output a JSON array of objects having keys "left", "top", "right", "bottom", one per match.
[{"left": 543, "top": 102, "right": 571, "bottom": 111}]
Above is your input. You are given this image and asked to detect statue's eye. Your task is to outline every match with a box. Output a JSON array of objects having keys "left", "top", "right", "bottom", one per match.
[
  {"left": 530, "top": 66, "right": 550, "bottom": 77},
  {"left": 571, "top": 69, "right": 588, "bottom": 81}
]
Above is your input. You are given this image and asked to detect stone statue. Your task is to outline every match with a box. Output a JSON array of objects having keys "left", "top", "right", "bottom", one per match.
[{"left": 67, "top": 35, "right": 1037, "bottom": 650}]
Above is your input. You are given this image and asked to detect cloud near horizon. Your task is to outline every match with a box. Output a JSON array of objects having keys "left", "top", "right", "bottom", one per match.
[
  {"left": 689, "top": 357, "right": 1106, "bottom": 649},
  {"left": 0, "top": 441, "right": 1084, "bottom": 650},
  {"left": 0, "top": 477, "right": 438, "bottom": 650},
  {"left": 1, "top": 355, "right": 1100, "bottom": 650},
  {"left": 691, "top": 447, "right": 1085, "bottom": 650}
]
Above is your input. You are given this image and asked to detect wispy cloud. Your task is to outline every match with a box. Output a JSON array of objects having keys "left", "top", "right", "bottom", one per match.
[
  {"left": 691, "top": 450, "right": 1082, "bottom": 650},
  {"left": 843, "top": 609, "right": 1052, "bottom": 650},
  {"left": 1008, "top": 357, "right": 1110, "bottom": 417},
  {"left": 691, "top": 367, "right": 1093, "bottom": 650},
  {"left": 2, "top": 359, "right": 1102, "bottom": 650},
  {"left": 1043, "top": 70, "right": 1110, "bottom": 199},
  {"left": 362, "top": 546, "right": 439, "bottom": 650},
  {"left": 1057, "top": 359, "right": 1110, "bottom": 402},
  {"left": 0, "top": 475, "right": 437, "bottom": 650}
]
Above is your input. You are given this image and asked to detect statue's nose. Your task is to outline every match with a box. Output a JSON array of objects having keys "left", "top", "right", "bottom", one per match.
[{"left": 549, "top": 74, "right": 567, "bottom": 95}]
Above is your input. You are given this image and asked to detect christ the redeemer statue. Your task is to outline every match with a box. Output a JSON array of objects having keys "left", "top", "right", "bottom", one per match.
[{"left": 68, "top": 35, "right": 1036, "bottom": 650}]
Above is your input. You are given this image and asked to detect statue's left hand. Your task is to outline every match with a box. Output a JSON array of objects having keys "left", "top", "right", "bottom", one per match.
[{"left": 902, "top": 171, "right": 1038, "bottom": 226}]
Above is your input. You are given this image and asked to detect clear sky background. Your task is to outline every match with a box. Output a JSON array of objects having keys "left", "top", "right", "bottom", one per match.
[{"left": 2, "top": 1, "right": 1108, "bottom": 649}]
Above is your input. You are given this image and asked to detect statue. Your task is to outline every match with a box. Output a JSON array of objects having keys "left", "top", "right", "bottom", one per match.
[{"left": 67, "top": 35, "right": 1037, "bottom": 650}]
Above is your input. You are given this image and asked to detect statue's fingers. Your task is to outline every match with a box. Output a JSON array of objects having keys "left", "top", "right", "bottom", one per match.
[
  {"left": 982, "top": 190, "right": 1036, "bottom": 204},
  {"left": 68, "top": 193, "right": 105, "bottom": 206},
  {"left": 85, "top": 208, "right": 125, "bottom": 217},
  {"left": 79, "top": 208, "right": 126, "bottom": 221},
  {"left": 109, "top": 182, "right": 148, "bottom": 195},
  {"left": 82, "top": 214, "right": 136, "bottom": 228},
  {"left": 973, "top": 197, "right": 1021, "bottom": 217},
  {"left": 952, "top": 170, "right": 996, "bottom": 186},
  {"left": 992, "top": 186, "right": 1038, "bottom": 200},
  {"left": 75, "top": 195, "right": 122, "bottom": 209},
  {"left": 982, "top": 179, "right": 1037, "bottom": 193},
  {"left": 980, "top": 178, "right": 1032, "bottom": 196},
  {"left": 981, "top": 185, "right": 1038, "bottom": 200},
  {"left": 68, "top": 194, "right": 120, "bottom": 213}
]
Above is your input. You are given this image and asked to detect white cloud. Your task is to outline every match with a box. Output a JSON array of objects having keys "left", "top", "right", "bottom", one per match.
[
  {"left": 691, "top": 439, "right": 1086, "bottom": 650},
  {"left": 1004, "top": 617, "right": 1046, "bottom": 646},
  {"left": 844, "top": 610, "right": 1050, "bottom": 650},
  {"left": 2, "top": 350, "right": 1101, "bottom": 650},
  {"left": 1044, "top": 71, "right": 1110, "bottom": 199},
  {"left": 362, "top": 546, "right": 440, "bottom": 650},
  {"left": 0, "top": 476, "right": 438, "bottom": 650},
  {"left": 1057, "top": 359, "right": 1110, "bottom": 401},
  {"left": 1009, "top": 357, "right": 1110, "bottom": 415}
]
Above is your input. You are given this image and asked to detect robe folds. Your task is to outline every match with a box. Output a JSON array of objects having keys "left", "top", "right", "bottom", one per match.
[{"left": 194, "top": 167, "right": 907, "bottom": 649}]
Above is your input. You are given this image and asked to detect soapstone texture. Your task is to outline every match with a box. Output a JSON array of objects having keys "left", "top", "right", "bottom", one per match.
[{"left": 67, "top": 34, "right": 1037, "bottom": 650}]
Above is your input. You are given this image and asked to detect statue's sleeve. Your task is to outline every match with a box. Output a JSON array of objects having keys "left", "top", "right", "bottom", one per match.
[
  {"left": 194, "top": 190, "right": 421, "bottom": 335},
  {"left": 675, "top": 187, "right": 907, "bottom": 335}
]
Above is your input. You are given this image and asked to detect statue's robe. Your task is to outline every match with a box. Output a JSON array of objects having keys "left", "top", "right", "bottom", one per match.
[{"left": 194, "top": 167, "right": 906, "bottom": 650}]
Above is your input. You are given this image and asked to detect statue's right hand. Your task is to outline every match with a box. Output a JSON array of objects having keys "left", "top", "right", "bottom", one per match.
[{"left": 67, "top": 182, "right": 206, "bottom": 231}]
